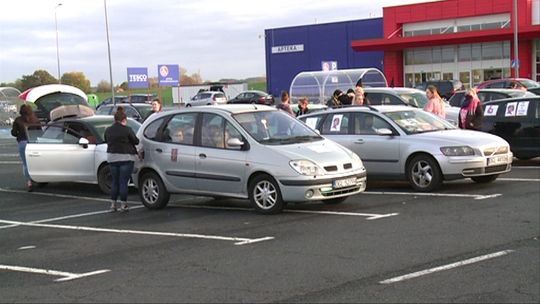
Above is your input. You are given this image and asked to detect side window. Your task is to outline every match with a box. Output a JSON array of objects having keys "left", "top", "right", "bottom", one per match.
[
  {"left": 163, "top": 113, "right": 197, "bottom": 145},
  {"left": 381, "top": 93, "right": 405, "bottom": 105},
  {"left": 95, "top": 106, "right": 111, "bottom": 115},
  {"left": 365, "top": 92, "right": 383, "bottom": 105},
  {"left": 144, "top": 117, "right": 166, "bottom": 141},
  {"left": 489, "top": 81, "right": 505, "bottom": 88},
  {"left": 300, "top": 115, "right": 322, "bottom": 130},
  {"left": 123, "top": 106, "right": 138, "bottom": 118},
  {"left": 353, "top": 113, "right": 392, "bottom": 135},
  {"left": 321, "top": 113, "right": 351, "bottom": 135},
  {"left": 224, "top": 122, "right": 243, "bottom": 150},
  {"left": 201, "top": 113, "right": 226, "bottom": 148},
  {"left": 35, "top": 125, "right": 65, "bottom": 144}
]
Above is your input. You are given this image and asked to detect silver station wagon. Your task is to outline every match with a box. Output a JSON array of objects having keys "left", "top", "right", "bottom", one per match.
[
  {"left": 134, "top": 105, "right": 367, "bottom": 214},
  {"left": 299, "top": 106, "right": 513, "bottom": 192}
]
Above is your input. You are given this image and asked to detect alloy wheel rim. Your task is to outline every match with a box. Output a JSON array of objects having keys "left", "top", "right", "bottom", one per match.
[
  {"left": 143, "top": 178, "right": 159, "bottom": 204},
  {"left": 412, "top": 160, "right": 433, "bottom": 188},
  {"left": 254, "top": 180, "right": 277, "bottom": 210}
]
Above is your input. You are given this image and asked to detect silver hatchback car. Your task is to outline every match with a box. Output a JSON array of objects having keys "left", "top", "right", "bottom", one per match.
[
  {"left": 299, "top": 106, "right": 512, "bottom": 192},
  {"left": 134, "top": 105, "right": 367, "bottom": 214}
]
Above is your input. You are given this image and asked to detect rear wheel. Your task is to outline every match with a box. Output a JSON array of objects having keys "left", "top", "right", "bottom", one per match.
[
  {"left": 249, "top": 174, "right": 285, "bottom": 214},
  {"left": 97, "top": 165, "right": 112, "bottom": 195},
  {"left": 471, "top": 174, "right": 499, "bottom": 183},
  {"left": 185, "top": 104, "right": 192, "bottom": 107},
  {"left": 406, "top": 154, "right": 442, "bottom": 192},
  {"left": 139, "top": 171, "right": 170, "bottom": 209}
]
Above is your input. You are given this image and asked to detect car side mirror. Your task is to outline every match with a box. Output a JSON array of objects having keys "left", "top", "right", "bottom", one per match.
[
  {"left": 376, "top": 128, "right": 394, "bottom": 136},
  {"left": 227, "top": 137, "right": 244, "bottom": 148},
  {"left": 78, "top": 137, "right": 90, "bottom": 148}
]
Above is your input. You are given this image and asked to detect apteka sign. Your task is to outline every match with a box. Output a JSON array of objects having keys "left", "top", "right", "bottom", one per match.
[{"left": 271, "top": 44, "right": 304, "bottom": 54}]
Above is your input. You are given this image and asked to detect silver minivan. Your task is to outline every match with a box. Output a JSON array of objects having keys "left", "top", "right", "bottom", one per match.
[{"left": 134, "top": 105, "right": 367, "bottom": 214}]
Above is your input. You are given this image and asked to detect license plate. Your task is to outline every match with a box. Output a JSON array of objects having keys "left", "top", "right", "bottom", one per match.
[
  {"left": 333, "top": 177, "right": 357, "bottom": 189},
  {"left": 487, "top": 155, "right": 508, "bottom": 166}
]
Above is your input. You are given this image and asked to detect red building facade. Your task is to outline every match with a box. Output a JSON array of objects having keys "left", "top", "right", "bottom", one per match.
[{"left": 352, "top": 0, "right": 540, "bottom": 88}]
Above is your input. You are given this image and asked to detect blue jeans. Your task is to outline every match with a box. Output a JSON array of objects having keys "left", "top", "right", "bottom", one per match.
[
  {"left": 109, "top": 161, "right": 134, "bottom": 202},
  {"left": 18, "top": 140, "right": 31, "bottom": 182}
]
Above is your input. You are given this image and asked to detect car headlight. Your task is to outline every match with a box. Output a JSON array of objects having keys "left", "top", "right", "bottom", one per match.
[
  {"left": 440, "top": 146, "right": 475, "bottom": 156},
  {"left": 350, "top": 151, "right": 364, "bottom": 168},
  {"left": 289, "top": 160, "right": 323, "bottom": 176}
]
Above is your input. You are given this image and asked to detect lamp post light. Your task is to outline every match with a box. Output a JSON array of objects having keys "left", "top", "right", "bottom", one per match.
[{"left": 54, "top": 3, "right": 62, "bottom": 84}]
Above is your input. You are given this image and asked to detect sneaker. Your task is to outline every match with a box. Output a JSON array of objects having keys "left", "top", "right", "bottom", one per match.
[
  {"left": 109, "top": 203, "right": 117, "bottom": 212},
  {"left": 120, "top": 203, "right": 129, "bottom": 212},
  {"left": 27, "top": 181, "right": 33, "bottom": 192}
]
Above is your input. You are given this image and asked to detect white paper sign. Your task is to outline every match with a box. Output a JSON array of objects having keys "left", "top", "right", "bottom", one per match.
[
  {"left": 516, "top": 101, "right": 529, "bottom": 116},
  {"left": 505, "top": 102, "right": 517, "bottom": 117},
  {"left": 330, "top": 115, "right": 343, "bottom": 132},
  {"left": 484, "top": 105, "right": 499, "bottom": 116},
  {"left": 305, "top": 117, "right": 319, "bottom": 130}
]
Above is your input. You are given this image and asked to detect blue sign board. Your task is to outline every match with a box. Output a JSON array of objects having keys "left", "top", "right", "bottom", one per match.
[
  {"left": 127, "top": 67, "right": 149, "bottom": 89},
  {"left": 158, "top": 64, "right": 180, "bottom": 87}
]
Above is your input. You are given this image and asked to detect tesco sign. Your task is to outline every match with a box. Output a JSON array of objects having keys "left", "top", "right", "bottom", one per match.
[{"left": 127, "top": 67, "right": 149, "bottom": 89}]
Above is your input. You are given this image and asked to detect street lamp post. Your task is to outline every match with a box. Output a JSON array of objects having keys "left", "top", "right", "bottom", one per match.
[
  {"left": 54, "top": 3, "right": 62, "bottom": 84},
  {"left": 104, "top": 0, "right": 115, "bottom": 104},
  {"left": 513, "top": 0, "right": 519, "bottom": 78}
]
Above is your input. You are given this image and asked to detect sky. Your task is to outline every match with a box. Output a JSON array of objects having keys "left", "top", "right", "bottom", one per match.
[{"left": 0, "top": 0, "right": 436, "bottom": 86}]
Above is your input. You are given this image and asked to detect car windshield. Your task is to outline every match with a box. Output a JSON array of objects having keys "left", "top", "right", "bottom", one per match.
[
  {"left": 397, "top": 91, "right": 428, "bottom": 108},
  {"left": 36, "top": 93, "right": 87, "bottom": 111},
  {"left": 233, "top": 110, "right": 323, "bottom": 145},
  {"left": 88, "top": 119, "right": 141, "bottom": 141},
  {"left": 519, "top": 79, "right": 540, "bottom": 88},
  {"left": 384, "top": 110, "right": 455, "bottom": 135}
]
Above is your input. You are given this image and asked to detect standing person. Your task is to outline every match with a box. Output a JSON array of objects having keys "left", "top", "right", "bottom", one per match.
[
  {"left": 104, "top": 107, "right": 139, "bottom": 212},
  {"left": 424, "top": 85, "right": 446, "bottom": 118},
  {"left": 11, "top": 104, "right": 41, "bottom": 191},
  {"left": 353, "top": 86, "right": 369, "bottom": 106},
  {"left": 296, "top": 96, "right": 310, "bottom": 117},
  {"left": 327, "top": 89, "right": 343, "bottom": 108},
  {"left": 276, "top": 91, "right": 294, "bottom": 116},
  {"left": 150, "top": 98, "right": 162, "bottom": 114},
  {"left": 458, "top": 88, "right": 483, "bottom": 130}
]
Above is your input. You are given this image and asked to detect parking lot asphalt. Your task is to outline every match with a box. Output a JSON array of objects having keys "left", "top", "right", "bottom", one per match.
[{"left": 0, "top": 136, "right": 538, "bottom": 303}]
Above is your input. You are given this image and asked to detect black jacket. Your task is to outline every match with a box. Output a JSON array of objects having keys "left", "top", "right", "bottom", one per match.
[
  {"left": 11, "top": 116, "right": 41, "bottom": 142},
  {"left": 104, "top": 122, "right": 139, "bottom": 154}
]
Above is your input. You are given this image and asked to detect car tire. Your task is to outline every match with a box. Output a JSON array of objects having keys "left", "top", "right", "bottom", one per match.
[
  {"left": 323, "top": 197, "right": 347, "bottom": 205},
  {"left": 97, "top": 165, "right": 112, "bottom": 195},
  {"left": 139, "top": 171, "right": 170, "bottom": 209},
  {"left": 186, "top": 104, "right": 192, "bottom": 107},
  {"left": 406, "top": 154, "right": 442, "bottom": 192},
  {"left": 249, "top": 174, "right": 285, "bottom": 214},
  {"left": 471, "top": 174, "right": 499, "bottom": 183}
]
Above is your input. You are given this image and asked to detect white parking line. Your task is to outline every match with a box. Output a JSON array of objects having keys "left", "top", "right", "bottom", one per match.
[
  {"left": 498, "top": 178, "right": 540, "bottom": 182},
  {"left": 0, "top": 264, "right": 110, "bottom": 282},
  {"left": 379, "top": 250, "right": 514, "bottom": 284},
  {"left": 0, "top": 219, "right": 274, "bottom": 246},
  {"left": 364, "top": 191, "right": 502, "bottom": 200},
  {"left": 0, "top": 161, "right": 20, "bottom": 164},
  {"left": 177, "top": 204, "right": 399, "bottom": 219}
]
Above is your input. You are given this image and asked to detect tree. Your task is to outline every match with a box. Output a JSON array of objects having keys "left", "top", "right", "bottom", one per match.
[
  {"left": 119, "top": 81, "right": 129, "bottom": 91},
  {"left": 97, "top": 80, "right": 112, "bottom": 92},
  {"left": 61, "top": 72, "right": 91, "bottom": 93},
  {"left": 20, "top": 70, "right": 57, "bottom": 91}
]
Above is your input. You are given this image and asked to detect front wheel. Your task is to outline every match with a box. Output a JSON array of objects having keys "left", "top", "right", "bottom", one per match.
[
  {"left": 249, "top": 174, "right": 285, "bottom": 214},
  {"left": 97, "top": 165, "right": 112, "bottom": 195},
  {"left": 406, "top": 154, "right": 442, "bottom": 192},
  {"left": 185, "top": 104, "right": 192, "bottom": 107},
  {"left": 471, "top": 174, "right": 499, "bottom": 183},
  {"left": 139, "top": 172, "right": 170, "bottom": 209}
]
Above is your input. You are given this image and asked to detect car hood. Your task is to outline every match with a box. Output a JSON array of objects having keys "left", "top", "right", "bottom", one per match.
[
  {"left": 412, "top": 129, "right": 509, "bottom": 147},
  {"left": 264, "top": 138, "right": 354, "bottom": 163}
]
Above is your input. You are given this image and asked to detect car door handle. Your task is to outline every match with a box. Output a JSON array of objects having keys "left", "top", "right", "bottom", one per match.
[
  {"left": 28, "top": 152, "right": 41, "bottom": 157},
  {"left": 354, "top": 139, "right": 365, "bottom": 144},
  {"left": 155, "top": 148, "right": 163, "bottom": 153},
  {"left": 199, "top": 153, "right": 207, "bottom": 159}
]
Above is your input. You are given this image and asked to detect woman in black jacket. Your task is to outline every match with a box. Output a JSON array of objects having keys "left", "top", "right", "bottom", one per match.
[
  {"left": 104, "top": 107, "right": 139, "bottom": 212},
  {"left": 11, "top": 104, "right": 41, "bottom": 191}
]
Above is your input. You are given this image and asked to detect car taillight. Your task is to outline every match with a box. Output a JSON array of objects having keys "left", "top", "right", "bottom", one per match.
[
  {"left": 213, "top": 96, "right": 216, "bottom": 101},
  {"left": 258, "top": 96, "right": 265, "bottom": 103}
]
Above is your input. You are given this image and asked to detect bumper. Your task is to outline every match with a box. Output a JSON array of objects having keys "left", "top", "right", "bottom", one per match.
[
  {"left": 438, "top": 152, "right": 513, "bottom": 180},
  {"left": 278, "top": 171, "right": 367, "bottom": 202}
]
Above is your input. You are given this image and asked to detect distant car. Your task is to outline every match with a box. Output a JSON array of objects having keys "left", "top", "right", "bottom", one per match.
[
  {"left": 25, "top": 109, "right": 141, "bottom": 194},
  {"left": 95, "top": 103, "right": 153, "bottom": 122},
  {"left": 126, "top": 93, "right": 155, "bottom": 104},
  {"left": 363, "top": 87, "right": 460, "bottom": 126},
  {"left": 95, "top": 95, "right": 128, "bottom": 109},
  {"left": 476, "top": 78, "right": 540, "bottom": 91},
  {"left": 228, "top": 90, "right": 274, "bottom": 105},
  {"left": 185, "top": 91, "right": 227, "bottom": 107},
  {"left": 299, "top": 106, "right": 512, "bottom": 192},
  {"left": 448, "top": 88, "right": 537, "bottom": 107},
  {"left": 481, "top": 96, "right": 540, "bottom": 160},
  {"left": 19, "top": 84, "right": 90, "bottom": 124},
  {"left": 134, "top": 104, "right": 367, "bottom": 214},
  {"left": 415, "top": 80, "right": 464, "bottom": 100}
]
